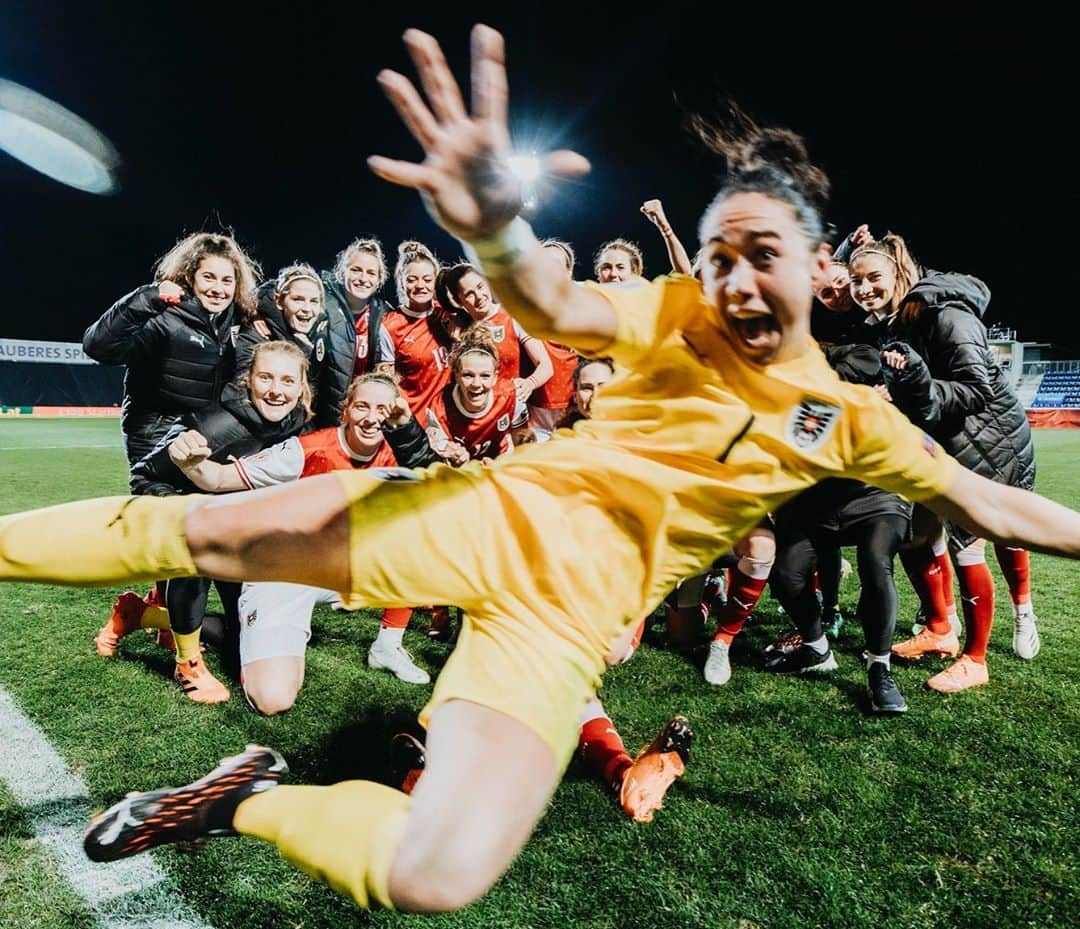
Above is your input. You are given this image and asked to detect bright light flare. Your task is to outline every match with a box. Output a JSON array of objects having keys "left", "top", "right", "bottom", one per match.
[
  {"left": 508, "top": 153, "right": 542, "bottom": 184},
  {"left": 508, "top": 151, "right": 542, "bottom": 214}
]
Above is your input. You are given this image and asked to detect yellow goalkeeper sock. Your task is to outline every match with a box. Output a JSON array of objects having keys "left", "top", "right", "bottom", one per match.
[
  {"left": 0, "top": 495, "right": 198, "bottom": 586},
  {"left": 139, "top": 605, "right": 172, "bottom": 631},
  {"left": 173, "top": 630, "right": 203, "bottom": 663},
  {"left": 234, "top": 782, "right": 410, "bottom": 910}
]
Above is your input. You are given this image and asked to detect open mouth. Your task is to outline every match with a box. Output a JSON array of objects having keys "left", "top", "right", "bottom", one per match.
[
  {"left": 729, "top": 312, "right": 780, "bottom": 351},
  {"left": 257, "top": 397, "right": 291, "bottom": 420}
]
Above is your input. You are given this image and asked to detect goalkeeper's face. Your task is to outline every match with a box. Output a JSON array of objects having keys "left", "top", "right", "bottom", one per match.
[{"left": 699, "top": 191, "right": 826, "bottom": 366}]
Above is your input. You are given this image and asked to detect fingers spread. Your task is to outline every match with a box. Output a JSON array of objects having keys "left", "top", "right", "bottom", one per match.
[
  {"left": 544, "top": 149, "right": 592, "bottom": 180},
  {"left": 377, "top": 70, "right": 441, "bottom": 150},
  {"left": 471, "top": 24, "right": 508, "bottom": 129},
  {"left": 367, "top": 155, "right": 433, "bottom": 191},
  {"left": 404, "top": 29, "right": 468, "bottom": 124}
]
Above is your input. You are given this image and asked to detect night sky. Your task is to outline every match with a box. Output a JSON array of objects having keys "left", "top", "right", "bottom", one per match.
[{"left": 1, "top": 4, "right": 1073, "bottom": 349}]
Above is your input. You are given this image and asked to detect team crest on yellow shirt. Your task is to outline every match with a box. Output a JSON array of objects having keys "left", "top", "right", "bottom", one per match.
[{"left": 786, "top": 398, "right": 841, "bottom": 451}]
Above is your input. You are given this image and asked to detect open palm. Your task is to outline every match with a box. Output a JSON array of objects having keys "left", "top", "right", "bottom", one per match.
[{"left": 369, "top": 26, "right": 589, "bottom": 240}]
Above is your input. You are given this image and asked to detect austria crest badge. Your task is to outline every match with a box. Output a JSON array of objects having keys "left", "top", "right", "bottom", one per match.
[{"left": 786, "top": 397, "right": 841, "bottom": 451}]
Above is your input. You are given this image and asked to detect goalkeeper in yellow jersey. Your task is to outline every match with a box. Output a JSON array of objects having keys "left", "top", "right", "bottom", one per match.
[{"left": 5, "top": 25, "right": 1080, "bottom": 916}]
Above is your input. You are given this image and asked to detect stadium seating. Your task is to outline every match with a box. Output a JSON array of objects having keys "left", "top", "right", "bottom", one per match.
[{"left": 1030, "top": 370, "right": 1080, "bottom": 408}]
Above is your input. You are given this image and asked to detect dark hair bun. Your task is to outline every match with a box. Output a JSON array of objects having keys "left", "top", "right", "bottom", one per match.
[{"left": 690, "top": 107, "right": 830, "bottom": 216}]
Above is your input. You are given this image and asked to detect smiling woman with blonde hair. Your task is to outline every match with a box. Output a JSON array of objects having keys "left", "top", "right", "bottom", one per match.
[{"left": 93, "top": 340, "right": 311, "bottom": 705}]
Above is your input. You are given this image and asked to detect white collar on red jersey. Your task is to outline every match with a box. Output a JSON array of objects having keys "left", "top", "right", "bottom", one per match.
[{"left": 338, "top": 425, "right": 382, "bottom": 462}]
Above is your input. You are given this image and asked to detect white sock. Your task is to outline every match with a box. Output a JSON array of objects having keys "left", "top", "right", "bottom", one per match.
[
  {"left": 1014, "top": 601, "right": 1034, "bottom": 618},
  {"left": 375, "top": 626, "right": 405, "bottom": 649},
  {"left": 866, "top": 651, "right": 891, "bottom": 670},
  {"left": 805, "top": 634, "right": 829, "bottom": 653}
]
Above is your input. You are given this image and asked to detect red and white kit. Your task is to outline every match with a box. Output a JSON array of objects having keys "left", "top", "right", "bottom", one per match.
[
  {"left": 424, "top": 381, "right": 527, "bottom": 461},
  {"left": 382, "top": 307, "right": 451, "bottom": 414}
]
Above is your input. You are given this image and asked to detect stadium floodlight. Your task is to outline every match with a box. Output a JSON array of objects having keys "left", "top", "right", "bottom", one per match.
[
  {"left": 508, "top": 151, "right": 542, "bottom": 216},
  {"left": 0, "top": 78, "right": 120, "bottom": 195}
]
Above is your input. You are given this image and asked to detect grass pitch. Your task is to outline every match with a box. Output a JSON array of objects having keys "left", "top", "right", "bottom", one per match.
[{"left": 1, "top": 419, "right": 1078, "bottom": 928}]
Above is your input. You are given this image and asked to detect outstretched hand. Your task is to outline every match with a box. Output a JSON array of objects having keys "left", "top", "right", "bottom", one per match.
[{"left": 368, "top": 25, "right": 590, "bottom": 240}]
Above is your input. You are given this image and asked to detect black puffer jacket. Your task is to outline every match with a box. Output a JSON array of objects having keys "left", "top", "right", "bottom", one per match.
[
  {"left": 130, "top": 379, "right": 307, "bottom": 496},
  {"left": 83, "top": 284, "right": 236, "bottom": 471},
  {"left": 882, "top": 270, "right": 1035, "bottom": 489},
  {"left": 322, "top": 273, "right": 392, "bottom": 379},
  {"left": 382, "top": 414, "right": 443, "bottom": 469},
  {"left": 233, "top": 283, "right": 350, "bottom": 430}
]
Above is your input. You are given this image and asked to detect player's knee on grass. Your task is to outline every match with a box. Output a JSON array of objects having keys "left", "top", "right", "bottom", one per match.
[
  {"left": 244, "top": 680, "right": 298, "bottom": 716},
  {"left": 242, "top": 659, "right": 304, "bottom": 716}
]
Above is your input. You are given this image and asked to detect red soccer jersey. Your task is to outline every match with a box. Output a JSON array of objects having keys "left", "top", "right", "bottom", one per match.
[
  {"left": 530, "top": 341, "right": 578, "bottom": 409},
  {"left": 353, "top": 307, "right": 373, "bottom": 377},
  {"left": 233, "top": 427, "right": 397, "bottom": 488},
  {"left": 475, "top": 307, "right": 530, "bottom": 381},
  {"left": 383, "top": 307, "right": 451, "bottom": 413},
  {"left": 297, "top": 426, "right": 397, "bottom": 475},
  {"left": 424, "top": 381, "right": 526, "bottom": 460}
]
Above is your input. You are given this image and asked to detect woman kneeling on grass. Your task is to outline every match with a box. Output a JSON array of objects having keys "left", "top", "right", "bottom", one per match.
[
  {"left": 93, "top": 340, "right": 311, "bottom": 703},
  {"left": 5, "top": 26, "right": 1080, "bottom": 916},
  {"left": 166, "top": 374, "right": 426, "bottom": 711}
]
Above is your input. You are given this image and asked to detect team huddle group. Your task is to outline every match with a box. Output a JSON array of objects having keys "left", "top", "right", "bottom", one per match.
[
  {"left": 3, "top": 26, "right": 1073, "bottom": 915},
  {"left": 77, "top": 192, "right": 1038, "bottom": 822}
]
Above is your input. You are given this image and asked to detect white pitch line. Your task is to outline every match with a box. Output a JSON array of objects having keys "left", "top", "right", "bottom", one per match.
[
  {"left": 0, "top": 684, "right": 217, "bottom": 929},
  {"left": 0, "top": 444, "right": 120, "bottom": 451}
]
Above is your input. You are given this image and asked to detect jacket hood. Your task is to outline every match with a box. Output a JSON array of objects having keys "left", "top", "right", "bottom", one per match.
[{"left": 906, "top": 270, "right": 991, "bottom": 320}]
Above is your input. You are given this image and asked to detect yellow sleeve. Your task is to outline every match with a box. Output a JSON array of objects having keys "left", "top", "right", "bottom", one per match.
[
  {"left": 846, "top": 393, "right": 958, "bottom": 501},
  {"left": 580, "top": 278, "right": 671, "bottom": 367}
]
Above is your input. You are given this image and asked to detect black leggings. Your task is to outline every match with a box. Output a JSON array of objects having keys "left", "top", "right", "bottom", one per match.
[
  {"left": 771, "top": 514, "right": 908, "bottom": 656},
  {"left": 165, "top": 577, "right": 241, "bottom": 635}
]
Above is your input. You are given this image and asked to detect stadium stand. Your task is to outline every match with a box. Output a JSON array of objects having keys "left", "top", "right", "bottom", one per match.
[{"left": 0, "top": 338, "right": 122, "bottom": 412}]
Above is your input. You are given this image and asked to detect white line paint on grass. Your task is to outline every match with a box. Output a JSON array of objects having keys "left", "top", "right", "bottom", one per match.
[
  {"left": 0, "top": 444, "right": 120, "bottom": 451},
  {"left": 0, "top": 684, "right": 217, "bottom": 929}
]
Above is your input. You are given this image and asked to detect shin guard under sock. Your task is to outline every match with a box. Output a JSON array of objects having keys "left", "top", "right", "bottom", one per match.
[{"left": 235, "top": 781, "right": 410, "bottom": 910}]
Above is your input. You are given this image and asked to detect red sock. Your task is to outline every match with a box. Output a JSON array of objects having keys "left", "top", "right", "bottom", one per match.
[
  {"left": 380, "top": 607, "right": 413, "bottom": 629},
  {"left": 811, "top": 570, "right": 822, "bottom": 594},
  {"left": 899, "top": 546, "right": 950, "bottom": 634},
  {"left": 994, "top": 545, "right": 1031, "bottom": 607},
  {"left": 579, "top": 717, "right": 633, "bottom": 790},
  {"left": 956, "top": 561, "right": 995, "bottom": 661},
  {"left": 938, "top": 553, "right": 955, "bottom": 617},
  {"left": 713, "top": 567, "right": 768, "bottom": 643}
]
